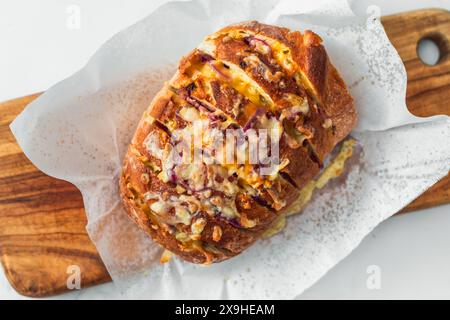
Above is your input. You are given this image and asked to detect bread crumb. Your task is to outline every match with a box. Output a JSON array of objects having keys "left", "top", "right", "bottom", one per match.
[
  {"left": 323, "top": 118, "right": 333, "bottom": 129},
  {"left": 212, "top": 225, "right": 222, "bottom": 242},
  {"left": 175, "top": 185, "right": 186, "bottom": 194},
  {"left": 191, "top": 218, "right": 207, "bottom": 235},
  {"left": 160, "top": 250, "right": 172, "bottom": 264},
  {"left": 222, "top": 35, "right": 232, "bottom": 43},
  {"left": 240, "top": 214, "right": 257, "bottom": 228}
]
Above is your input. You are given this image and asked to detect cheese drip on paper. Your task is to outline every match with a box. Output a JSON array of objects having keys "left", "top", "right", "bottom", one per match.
[{"left": 263, "top": 139, "right": 356, "bottom": 238}]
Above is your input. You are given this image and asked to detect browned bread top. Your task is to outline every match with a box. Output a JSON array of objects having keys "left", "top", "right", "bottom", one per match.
[{"left": 120, "top": 21, "right": 357, "bottom": 264}]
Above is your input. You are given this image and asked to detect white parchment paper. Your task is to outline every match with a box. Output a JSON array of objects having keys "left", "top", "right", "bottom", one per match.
[{"left": 10, "top": 0, "right": 450, "bottom": 299}]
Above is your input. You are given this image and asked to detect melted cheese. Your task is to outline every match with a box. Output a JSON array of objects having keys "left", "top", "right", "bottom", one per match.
[
  {"left": 176, "top": 97, "right": 283, "bottom": 190},
  {"left": 286, "top": 139, "right": 356, "bottom": 215},
  {"left": 143, "top": 69, "right": 295, "bottom": 225},
  {"left": 281, "top": 94, "right": 309, "bottom": 115},
  {"left": 179, "top": 106, "right": 200, "bottom": 122},
  {"left": 191, "top": 218, "right": 207, "bottom": 235},
  {"left": 145, "top": 192, "right": 202, "bottom": 225},
  {"left": 262, "top": 139, "right": 356, "bottom": 238},
  {"left": 143, "top": 131, "right": 165, "bottom": 160}
]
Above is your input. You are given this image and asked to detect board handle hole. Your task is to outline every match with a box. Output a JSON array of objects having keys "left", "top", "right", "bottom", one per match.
[{"left": 417, "top": 33, "right": 448, "bottom": 66}]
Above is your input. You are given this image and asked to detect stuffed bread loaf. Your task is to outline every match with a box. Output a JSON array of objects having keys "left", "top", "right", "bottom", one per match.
[{"left": 120, "top": 21, "right": 357, "bottom": 264}]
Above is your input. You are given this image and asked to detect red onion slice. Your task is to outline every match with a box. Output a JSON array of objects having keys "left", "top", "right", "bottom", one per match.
[
  {"left": 244, "top": 36, "right": 272, "bottom": 55},
  {"left": 198, "top": 51, "right": 214, "bottom": 63},
  {"left": 243, "top": 108, "right": 265, "bottom": 132},
  {"left": 208, "top": 61, "right": 230, "bottom": 79},
  {"left": 186, "top": 96, "right": 215, "bottom": 113}
]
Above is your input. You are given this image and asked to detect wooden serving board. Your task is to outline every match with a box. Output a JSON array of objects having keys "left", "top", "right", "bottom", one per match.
[{"left": 1, "top": 9, "right": 450, "bottom": 297}]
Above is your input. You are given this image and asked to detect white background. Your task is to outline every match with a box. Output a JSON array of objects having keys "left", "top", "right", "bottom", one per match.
[{"left": 1, "top": 0, "right": 449, "bottom": 299}]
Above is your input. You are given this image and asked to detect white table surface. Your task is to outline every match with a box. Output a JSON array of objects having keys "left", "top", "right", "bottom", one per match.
[{"left": 1, "top": 0, "right": 449, "bottom": 299}]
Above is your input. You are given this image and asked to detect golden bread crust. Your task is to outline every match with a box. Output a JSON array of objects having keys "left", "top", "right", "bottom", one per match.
[{"left": 120, "top": 21, "right": 357, "bottom": 264}]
